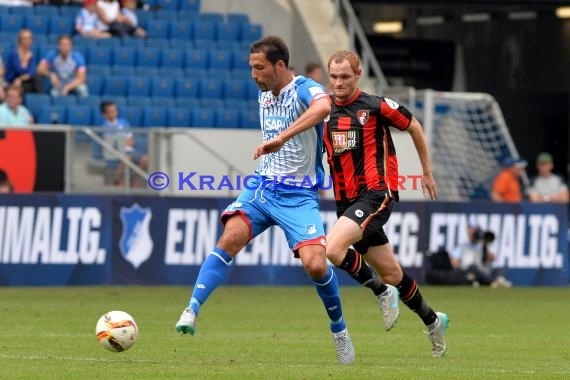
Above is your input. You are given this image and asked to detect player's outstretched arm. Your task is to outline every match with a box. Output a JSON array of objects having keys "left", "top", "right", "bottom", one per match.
[
  {"left": 408, "top": 117, "right": 438, "bottom": 200},
  {"left": 254, "top": 97, "right": 331, "bottom": 159}
]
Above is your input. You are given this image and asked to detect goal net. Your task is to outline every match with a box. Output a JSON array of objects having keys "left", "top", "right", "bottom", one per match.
[{"left": 384, "top": 89, "right": 527, "bottom": 201}]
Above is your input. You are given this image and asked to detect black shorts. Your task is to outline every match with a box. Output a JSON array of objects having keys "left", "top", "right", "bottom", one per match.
[{"left": 336, "top": 191, "right": 395, "bottom": 254}]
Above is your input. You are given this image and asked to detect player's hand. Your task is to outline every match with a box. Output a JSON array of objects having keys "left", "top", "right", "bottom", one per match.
[
  {"left": 422, "top": 173, "right": 438, "bottom": 200},
  {"left": 253, "top": 135, "right": 285, "bottom": 159}
]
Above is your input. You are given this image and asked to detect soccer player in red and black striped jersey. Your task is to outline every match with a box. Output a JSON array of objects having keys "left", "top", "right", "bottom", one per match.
[{"left": 323, "top": 50, "right": 449, "bottom": 358}]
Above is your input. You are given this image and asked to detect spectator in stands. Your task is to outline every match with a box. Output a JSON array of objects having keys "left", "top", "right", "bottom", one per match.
[
  {"left": 0, "top": 169, "right": 14, "bottom": 194},
  {"left": 491, "top": 157, "right": 526, "bottom": 202},
  {"left": 97, "top": 0, "right": 135, "bottom": 37},
  {"left": 0, "top": 85, "right": 33, "bottom": 126},
  {"left": 0, "top": 0, "right": 32, "bottom": 6},
  {"left": 305, "top": 62, "right": 324, "bottom": 84},
  {"left": 527, "top": 152, "right": 569, "bottom": 204},
  {"left": 4, "top": 29, "right": 44, "bottom": 94},
  {"left": 100, "top": 101, "right": 148, "bottom": 186},
  {"left": 0, "top": 56, "right": 6, "bottom": 102},
  {"left": 450, "top": 221, "right": 511, "bottom": 288},
  {"left": 76, "top": 0, "right": 112, "bottom": 39},
  {"left": 120, "top": 0, "right": 147, "bottom": 38},
  {"left": 289, "top": 65, "right": 298, "bottom": 76},
  {"left": 37, "top": 35, "right": 89, "bottom": 98}
]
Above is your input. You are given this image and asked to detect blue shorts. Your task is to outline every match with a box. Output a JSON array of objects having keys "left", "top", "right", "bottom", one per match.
[{"left": 221, "top": 175, "right": 325, "bottom": 256}]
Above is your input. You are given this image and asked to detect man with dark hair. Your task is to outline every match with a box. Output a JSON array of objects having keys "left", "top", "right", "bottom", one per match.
[
  {"left": 305, "top": 62, "right": 324, "bottom": 84},
  {"left": 323, "top": 49, "right": 449, "bottom": 357},
  {"left": 175, "top": 36, "right": 355, "bottom": 365}
]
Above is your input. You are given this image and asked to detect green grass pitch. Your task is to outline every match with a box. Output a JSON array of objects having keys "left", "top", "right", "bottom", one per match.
[{"left": 1, "top": 286, "right": 569, "bottom": 379}]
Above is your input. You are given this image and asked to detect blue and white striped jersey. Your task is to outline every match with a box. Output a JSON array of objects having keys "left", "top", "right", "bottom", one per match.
[{"left": 256, "top": 75, "right": 328, "bottom": 187}]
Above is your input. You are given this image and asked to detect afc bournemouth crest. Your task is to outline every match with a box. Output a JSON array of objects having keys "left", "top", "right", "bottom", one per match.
[{"left": 357, "top": 110, "right": 369, "bottom": 125}]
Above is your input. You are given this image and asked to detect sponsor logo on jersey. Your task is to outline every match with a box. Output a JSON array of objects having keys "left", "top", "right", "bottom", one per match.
[
  {"left": 263, "top": 115, "right": 288, "bottom": 132},
  {"left": 384, "top": 98, "right": 400, "bottom": 110},
  {"left": 357, "top": 110, "right": 369, "bottom": 125},
  {"left": 331, "top": 130, "right": 358, "bottom": 154},
  {"left": 119, "top": 203, "right": 154, "bottom": 269}
]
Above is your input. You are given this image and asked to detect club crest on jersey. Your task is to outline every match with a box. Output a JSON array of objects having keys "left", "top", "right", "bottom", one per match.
[
  {"left": 119, "top": 203, "right": 154, "bottom": 269},
  {"left": 357, "top": 110, "right": 369, "bottom": 125},
  {"left": 331, "top": 130, "right": 358, "bottom": 154}
]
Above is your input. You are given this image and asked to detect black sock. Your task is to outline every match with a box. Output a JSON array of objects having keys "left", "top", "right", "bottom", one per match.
[
  {"left": 396, "top": 270, "right": 437, "bottom": 326},
  {"left": 337, "top": 249, "right": 387, "bottom": 295}
]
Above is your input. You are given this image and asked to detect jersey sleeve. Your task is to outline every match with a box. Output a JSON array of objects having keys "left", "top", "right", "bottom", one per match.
[
  {"left": 297, "top": 78, "right": 330, "bottom": 108},
  {"left": 73, "top": 52, "right": 87, "bottom": 72},
  {"left": 379, "top": 97, "right": 412, "bottom": 131}
]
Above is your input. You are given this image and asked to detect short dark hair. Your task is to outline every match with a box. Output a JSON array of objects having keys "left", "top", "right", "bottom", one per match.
[
  {"left": 305, "top": 62, "right": 321, "bottom": 75},
  {"left": 100, "top": 100, "right": 115, "bottom": 114},
  {"left": 57, "top": 34, "right": 72, "bottom": 44},
  {"left": 250, "top": 35, "right": 289, "bottom": 67}
]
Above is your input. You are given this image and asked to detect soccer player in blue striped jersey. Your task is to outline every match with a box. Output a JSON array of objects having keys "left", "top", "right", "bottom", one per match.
[{"left": 176, "top": 36, "right": 355, "bottom": 365}]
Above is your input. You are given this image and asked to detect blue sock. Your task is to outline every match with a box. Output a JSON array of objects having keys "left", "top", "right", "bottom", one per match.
[
  {"left": 188, "top": 247, "right": 233, "bottom": 317},
  {"left": 314, "top": 266, "right": 346, "bottom": 333}
]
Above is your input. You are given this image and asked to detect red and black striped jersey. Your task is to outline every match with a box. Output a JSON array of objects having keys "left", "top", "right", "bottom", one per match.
[{"left": 323, "top": 89, "right": 412, "bottom": 202}]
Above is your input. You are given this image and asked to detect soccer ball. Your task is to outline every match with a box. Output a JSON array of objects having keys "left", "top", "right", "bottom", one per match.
[{"left": 95, "top": 310, "right": 139, "bottom": 352}]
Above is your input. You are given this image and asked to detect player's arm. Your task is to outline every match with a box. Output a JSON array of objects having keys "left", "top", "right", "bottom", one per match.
[
  {"left": 407, "top": 117, "right": 438, "bottom": 200},
  {"left": 254, "top": 97, "right": 331, "bottom": 159}
]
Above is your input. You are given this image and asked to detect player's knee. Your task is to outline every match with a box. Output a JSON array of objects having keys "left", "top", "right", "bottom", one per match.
[
  {"left": 325, "top": 244, "right": 346, "bottom": 266},
  {"left": 381, "top": 265, "right": 403, "bottom": 285},
  {"left": 303, "top": 257, "right": 327, "bottom": 279}
]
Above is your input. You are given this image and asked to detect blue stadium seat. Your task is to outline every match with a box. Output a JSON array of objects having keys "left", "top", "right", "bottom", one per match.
[
  {"left": 112, "top": 47, "right": 137, "bottom": 66},
  {"left": 87, "top": 46, "right": 112, "bottom": 66},
  {"left": 67, "top": 105, "right": 93, "bottom": 126},
  {"left": 199, "top": 79, "right": 223, "bottom": 99},
  {"left": 126, "top": 96, "right": 152, "bottom": 108},
  {"left": 199, "top": 13, "right": 224, "bottom": 23},
  {"left": 192, "top": 38, "right": 216, "bottom": 50},
  {"left": 215, "top": 109, "right": 240, "bottom": 128},
  {"left": 227, "top": 13, "right": 250, "bottom": 25},
  {"left": 88, "top": 65, "right": 112, "bottom": 77},
  {"left": 103, "top": 77, "right": 128, "bottom": 96},
  {"left": 127, "top": 77, "right": 151, "bottom": 97},
  {"left": 223, "top": 79, "right": 247, "bottom": 100},
  {"left": 25, "top": 15, "right": 50, "bottom": 34},
  {"left": 217, "top": 40, "right": 241, "bottom": 50},
  {"left": 158, "top": 67, "right": 184, "bottom": 78},
  {"left": 86, "top": 76, "right": 103, "bottom": 96},
  {"left": 0, "top": 15, "right": 23, "bottom": 33},
  {"left": 175, "top": 97, "right": 200, "bottom": 108},
  {"left": 73, "top": 35, "right": 98, "bottom": 49},
  {"left": 169, "top": 21, "right": 193, "bottom": 41},
  {"left": 152, "top": 97, "right": 176, "bottom": 108},
  {"left": 91, "top": 106, "right": 104, "bottom": 126},
  {"left": 112, "top": 65, "right": 136, "bottom": 76},
  {"left": 155, "top": 10, "right": 178, "bottom": 21},
  {"left": 136, "top": 47, "right": 161, "bottom": 67},
  {"left": 135, "top": 66, "right": 159, "bottom": 76},
  {"left": 184, "top": 68, "right": 207, "bottom": 78},
  {"left": 216, "top": 22, "right": 240, "bottom": 42},
  {"left": 97, "top": 38, "right": 121, "bottom": 48},
  {"left": 161, "top": 49, "right": 185, "bottom": 68},
  {"left": 50, "top": 17, "right": 74, "bottom": 36},
  {"left": 177, "top": 10, "right": 200, "bottom": 22},
  {"left": 239, "top": 109, "right": 259, "bottom": 129},
  {"left": 142, "top": 108, "right": 168, "bottom": 127},
  {"left": 208, "top": 50, "right": 232, "bottom": 70},
  {"left": 200, "top": 98, "right": 224, "bottom": 109},
  {"left": 59, "top": 6, "right": 79, "bottom": 19},
  {"left": 37, "top": 106, "right": 66, "bottom": 124},
  {"left": 192, "top": 21, "right": 217, "bottom": 41},
  {"left": 156, "top": 0, "right": 179, "bottom": 11},
  {"left": 52, "top": 96, "right": 78, "bottom": 107},
  {"left": 246, "top": 80, "right": 259, "bottom": 100},
  {"left": 184, "top": 49, "right": 208, "bottom": 70},
  {"left": 121, "top": 37, "right": 145, "bottom": 49},
  {"left": 178, "top": 0, "right": 200, "bottom": 12},
  {"left": 146, "top": 20, "right": 169, "bottom": 39},
  {"left": 121, "top": 106, "right": 143, "bottom": 127},
  {"left": 78, "top": 95, "right": 102, "bottom": 108},
  {"left": 226, "top": 99, "right": 249, "bottom": 110},
  {"left": 241, "top": 24, "right": 262, "bottom": 43},
  {"left": 174, "top": 78, "right": 199, "bottom": 98},
  {"left": 36, "top": 45, "right": 52, "bottom": 61},
  {"left": 135, "top": 10, "right": 154, "bottom": 29},
  {"left": 167, "top": 108, "right": 191, "bottom": 127},
  {"left": 9, "top": 6, "right": 33, "bottom": 17},
  {"left": 206, "top": 68, "right": 231, "bottom": 79},
  {"left": 151, "top": 78, "right": 174, "bottom": 97},
  {"left": 33, "top": 5, "right": 59, "bottom": 17},
  {"left": 232, "top": 50, "right": 250, "bottom": 70},
  {"left": 144, "top": 38, "right": 170, "bottom": 50},
  {"left": 191, "top": 109, "right": 216, "bottom": 128},
  {"left": 24, "top": 93, "right": 51, "bottom": 119},
  {"left": 101, "top": 95, "right": 127, "bottom": 109},
  {"left": 170, "top": 39, "right": 193, "bottom": 50},
  {"left": 45, "top": 34, "right": 59, "bottom": 45}
]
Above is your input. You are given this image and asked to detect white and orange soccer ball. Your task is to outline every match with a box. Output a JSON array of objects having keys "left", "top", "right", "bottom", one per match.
[{"left": 95, "top": 311, "right": 139, "bottom": 352}]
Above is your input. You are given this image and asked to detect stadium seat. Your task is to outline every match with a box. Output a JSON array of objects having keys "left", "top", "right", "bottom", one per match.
[
  {"left": 126, "top": 96, "right": 152, "bottom": 108},
  {"left": 158, "top": 67, "right": 184, "bottom": 78},
  {"left": 136, "top": 48, "right": 161, "bottom": 67},
  {"left": 86, "top": 76, "right": 103, "bottom": 96},
  {"left": 112, "top": 47, "right": 137, "bottom": 67},
  {"left": 232, "top": 50, "right": 250, "bottom": 70},
  {"left": 169, "top": 21, "right": 193, "bottom": 41},
  {"left": 0, "top": 15, "right": 23, "bottom": 33},
  {"left": 200, "top": 98, "right": 224, "bottom": 109},
  {"left": 127, "top": 77, "right": 151, "bottom": 97},
  {"left": 91, "top": 106, "right": 104, "bottom": 126},
  {"left": 121, "top": 37, "right": 145, "bottom": 49},
  {"left": 8, "top": 6, "right": 33, "bottom": 17},
  {"left": 215, "top": 109, "right": 240, "bottom": 128},
  {"left": 25, "top": 15, "right": 50, "bottom": 34},
  {"left": 87, "top": 46, "right": 112, "bottom": 66},
  {"left": 184, "top": 49, "right": 208, "bottom": 70},
  {"left": 179, "top": 0, "right": 200, "bottom": 12},
  {"left": 216, "top": 22, "right": 240, "bottom": 42},
  {"left": 37, "top": 106, "right": 66, "bottom": 125},
  {"left": 88, "top": 65, "right": 112, "bottom": 77},
  {"left": 73, "top": 36, "right": 98, "bottom": 49},
  {"left": 52, "top": 96, "right": 78, "bottom": 107},
  {"left": 241, "top": 24, "right": 262, "bottom": 43},
  {"left": 184, "top": 68, "right": 207, "bottom": 78},
  {"left": 161, "top": 49, "right": 185, "bottom": 68},
  {"left": 167, "top": 108, "right": 191, "bottom": 127},
  {"left": 155, "top": 10, "right": 178, "bottom": 22},
  {"left": 97, "top": 38, "right": 121, "bottom": 48},
  {"left": 208, "top": 50, "right": 232, "bottom": 70},
  {"left": 78, "top": 95, "right": 102, "bottom": 108},
  {"left": 191, "top": 109, "right": 216, "bottom": 128},
  {"left": 112, "top": 66, "right": 136, "bottom": 76},
  {"left": 67, "top": 105, "right": 93, "bottom": 126},
  {"left": 146, "top": 20, "right": 169, "bottom": 39},
  {"left": 170, "top": 39, "right": 194, "bottom": 50},
  {"left": 135, "top": 10, "right": 154, "bottom": 29},
  {"left": 151, "top": 78, "right": 174, "bottom": 97},
  {"left": 135, "top": 66, "right": 159, "bottom": 76},
  {"left": 239, "top": 109, "right": 259, "bottom": 129},
  {"left": 121, "top": 106, "right": 143, "bottom": 127},
  {"left": 24, "top": 93, "right": 51, "bottom": 119},
  {"left": 192, "top": 21, "right": 217, "bottom": 41},
  {"left": 142, "top": 108, "right": 168, "bottom": 127},
  {"left": 152, "top": 97, "right": 176, "bottom": 108},
  {"left": 217, "top": 41, "right": 241, "bottom": 51},
  {"left": 49, "top": 17, "right": 74, "bottom": 36},
  {"left": 59, "top": 6, "right": 79, "bottom": 19},
  {"left": 245, "top": 80, "right": 259, "bottom": 100},
  {"left": 192, "top": 39, "right": 216, "bottom": 50},
  {"left": 226, "top": 99, "right": 249, "bottom": 110},
  {"left": 223, "top": 79, "right": 247, "bottom": 100},
  {"left": 33, "top": 5, "right": 59, "bottom": 17},
  {"left": 199, "top": 13, "right": 224, "bottom": 23},
  {"left": 103, "top": 77, "right": 128, "bottom": 96},
  {"left": 206, "top": 68, "right": 231, "bottom": 79},
  {"left": 199, "top": 78, "right": 223, "bottom": 99},
  {"left": 227, "top": 13, "right": 250, "bottom": 25},
  {"left": 101, "top": 95, "right": 127, "bottom": 109},
  {"left": 145, "top": 38, "right": 169, "bottom": 50},
  {"left": 36, "top": 45, "right": 52, "bottom": 61},
  {"left": 175, "top": 97, "right": 200, "bottom": 108},
  {"left": 174, "top": 78, "right": 199, "bottom": 98},
  {"left": 156, "top": 0, "right": 178, "bottom": 11}
]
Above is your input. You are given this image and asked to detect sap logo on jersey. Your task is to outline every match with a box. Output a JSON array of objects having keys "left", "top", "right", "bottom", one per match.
[
  {"left": 0, "top": 206, "right": 106, "bottom": 264},
  {"left": 119, "top": 203, "right": 154, "bottom": 269},
  {"left": 264, "top": 115, "right": 288, "bottom": 132}
]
